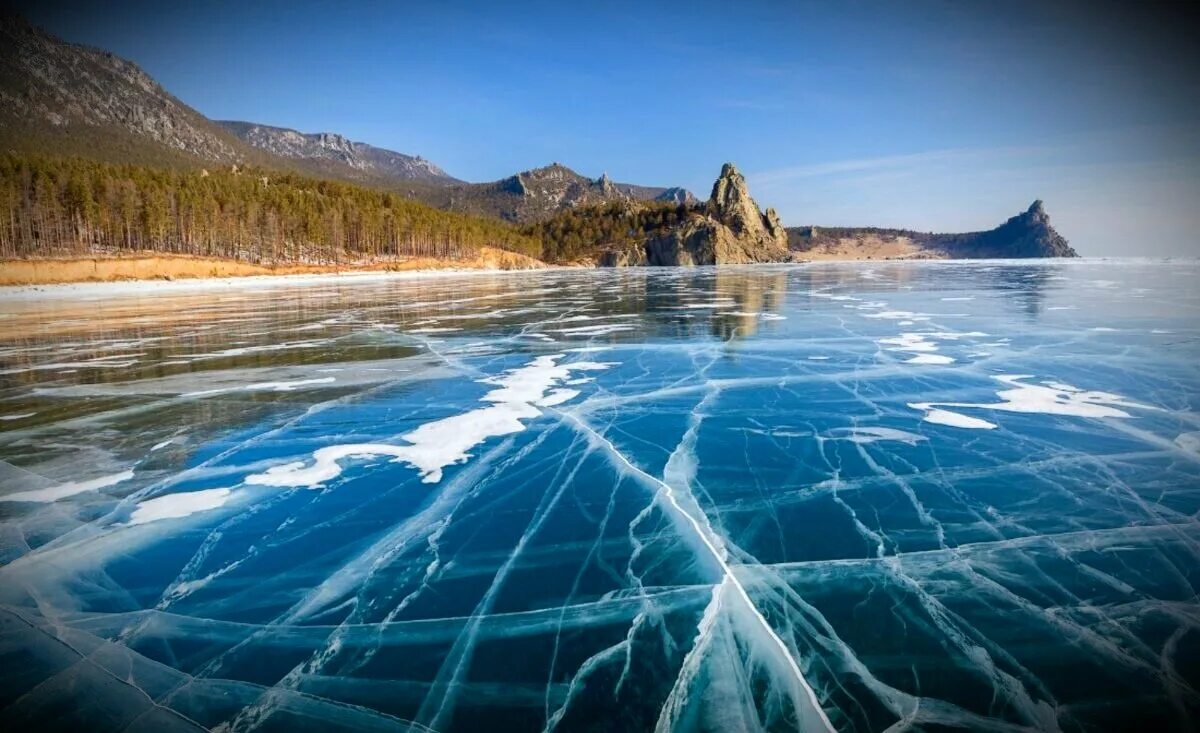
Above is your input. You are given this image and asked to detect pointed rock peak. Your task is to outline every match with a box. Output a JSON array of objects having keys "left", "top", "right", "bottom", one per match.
[
  {"left": 1027, "top": 199, "right": 1045, "bottom": 216},
  {"left": 708, "top": 161, "right": 760, "bottom": 229},
  {"left": 596, "top": 171, "right": 616, "bottom": 193}
]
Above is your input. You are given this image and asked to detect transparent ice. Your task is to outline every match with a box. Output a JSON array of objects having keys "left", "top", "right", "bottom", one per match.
[{"left": 1, "top": 261, "right": 1198, "bottom": 731}]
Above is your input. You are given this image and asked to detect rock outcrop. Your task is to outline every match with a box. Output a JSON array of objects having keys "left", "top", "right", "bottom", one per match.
[
  {"left": 951, "top": 200, "right": 1076, "bottom": 258},
  {"left": 600, "top": 163, "right": 789, "bottom": 266}
]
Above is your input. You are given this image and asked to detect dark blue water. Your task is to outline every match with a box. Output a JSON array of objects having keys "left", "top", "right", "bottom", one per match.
[{"left": 1, "top": 261, "right": 1198, "bottom": 732}]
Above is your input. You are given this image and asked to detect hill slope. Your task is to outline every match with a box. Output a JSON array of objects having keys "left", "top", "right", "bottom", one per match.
[
  {"left": 0, "top": 14, "right": 457, "bottom": 192},
  {"left": 412, "top": 163, "right": 695, "bottom": 224},
  {"left": 0, "top": 153, "right": 543, "bottom": 268},
  {"left": 0, "top": 14, "right": 691, "bottom": 224},
  {"left": 0, "top": 13, "right": 247, "bottom": 166},
  {"left": 217, "top": 121, "right": 461, "bottom": 185}
]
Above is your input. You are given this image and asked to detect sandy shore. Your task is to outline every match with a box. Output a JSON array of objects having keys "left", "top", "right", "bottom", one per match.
[
  {"left": 0, "top": 248, "right": 545, "bottom": 288},
  {"left": 0, "top": 250, "right": 556, "bottom": 302}
]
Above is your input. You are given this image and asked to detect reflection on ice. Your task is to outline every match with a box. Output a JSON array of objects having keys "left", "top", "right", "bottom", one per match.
[{"left": 1, "top": 261, "right": 1199, "bottom": 732}]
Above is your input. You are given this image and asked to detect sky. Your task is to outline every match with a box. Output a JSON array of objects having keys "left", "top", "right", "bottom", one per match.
[{"left": 15, "top": 0, "right": 1200, "bottom": 256}]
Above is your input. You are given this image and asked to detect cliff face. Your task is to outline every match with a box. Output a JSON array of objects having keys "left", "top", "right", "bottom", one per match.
[{"left": 601, "top": 163, "right": 789, "bottom": 266}]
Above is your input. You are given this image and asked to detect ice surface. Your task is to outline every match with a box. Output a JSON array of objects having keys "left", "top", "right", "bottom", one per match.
[{"left": 2, "top": 261, "right": 1199, "bottom": 732}]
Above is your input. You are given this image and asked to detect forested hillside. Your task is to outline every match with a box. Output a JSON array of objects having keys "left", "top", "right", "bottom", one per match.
[
  {"left": 524, "top": 200, "right": 702, "bottom": 263},
  {"left": 0, "top": 155, "right": 542, "bottom": 265}
]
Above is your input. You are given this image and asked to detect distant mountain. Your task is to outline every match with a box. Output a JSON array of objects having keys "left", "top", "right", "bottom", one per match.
[
  {"left": 217, "top": 121, "right": 460, "bottom": 185},
  {"left": 0, "top": 14, "right": 453, "bottom": 190},
  {"left": 412, "top": 163, "right": 696, "bottom": 224},
  {"left": 0, "top": 12, "right": 248, "bottom": 166},
  {"left": 0, "top": 14, "right": 689, "bottom": 224},
  {"left": 788, "top": 200, "right": 1078, "bottom": 259}
]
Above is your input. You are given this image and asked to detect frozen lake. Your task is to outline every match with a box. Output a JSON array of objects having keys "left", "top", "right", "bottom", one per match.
[{"left": 1, "top": 261, "right": 1198, "bottom": 731}]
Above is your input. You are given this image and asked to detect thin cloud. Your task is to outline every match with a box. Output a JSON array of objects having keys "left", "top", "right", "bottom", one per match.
[{"left": 751, "top": 145, "right": 1059, "bottom": 185}]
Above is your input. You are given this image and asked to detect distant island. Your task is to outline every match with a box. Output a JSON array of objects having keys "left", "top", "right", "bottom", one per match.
[{"left": 0, "top": 14, "right": 1075, "bottom": 285}]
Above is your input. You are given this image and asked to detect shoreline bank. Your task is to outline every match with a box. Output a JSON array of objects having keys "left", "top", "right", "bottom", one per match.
[{"left": 0, "top": 249, "right": 546, "bottom": 288}]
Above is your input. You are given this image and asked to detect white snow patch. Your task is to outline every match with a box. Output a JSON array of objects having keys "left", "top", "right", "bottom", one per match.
[
  {"left": 833, "top": 427, "right": 927, "bottom": 445},
  {"left": 2, "top": 469, "right": 135, "bottom": 503},
  {"left": 245, "top": 355, "right": 613, "bottom": 486},
  {"left": 129, "top": 488, "right": 233, "bottom": 525},
  {"left": 909, "top": 405, "right": 998, "bottom": 430},
  {"left": 552, "top": 324, "right": 635, "bottom": 336},
  {"left": 906, "top": 354, "right": 955, "bottom": 365},
  {"left": 184, "top": 377, "right": 335, "bottom": 397},
  {"left": 908, "top": 375, "right": 1158, "bottom": 430},
  {"left": 863, "top": 310, "right": 930, "bottom": 321}
]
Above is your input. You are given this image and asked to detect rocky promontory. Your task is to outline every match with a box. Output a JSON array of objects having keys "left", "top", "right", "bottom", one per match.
[
  {"left": 788, "top": 200, "right": 1078, "bottom": 260},
  {"left": 600, "top": 163, "right": 789, "bottom": 266}
]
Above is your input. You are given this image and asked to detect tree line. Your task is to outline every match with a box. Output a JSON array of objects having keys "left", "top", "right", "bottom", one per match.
[
  {"left": 0, "top": 154, "right": 542, "bottom": 264},
  {"left": 524, "top": 200, "right": 701, "bottom": 263}
]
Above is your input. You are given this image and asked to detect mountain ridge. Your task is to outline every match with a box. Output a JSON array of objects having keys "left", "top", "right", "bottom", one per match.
[
  {"left": 217, "top": 120, "right": 461, "bottom": 185},
  {"left": 422, "top": 162, "right": 697, "bottom": 224},
  {"left": 0, "top": 13, "right": 690, "bottom": 223},
  {"left": 1, "top": 12, "right": 1078, "bottom": 266}
]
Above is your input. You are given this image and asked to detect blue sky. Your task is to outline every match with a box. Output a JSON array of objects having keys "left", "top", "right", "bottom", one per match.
[{"left": 18, "top": 0, "right": 1200, "bottom": 255}]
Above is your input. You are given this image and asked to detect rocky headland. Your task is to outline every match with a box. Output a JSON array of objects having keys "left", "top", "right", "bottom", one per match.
[
  {"left": 789, "top": 200, "right": 1077, "bottom": 261},
  {"left": 599, "top": 163, "right": 788, "bottom": 266}
]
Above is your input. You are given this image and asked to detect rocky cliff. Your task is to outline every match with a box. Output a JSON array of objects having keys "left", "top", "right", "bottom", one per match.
[
  {"left": 218, "top": 121, "right": 460, "bottom": 184},
  {"left": 600, "top": 163, "right": 789, "bottom": 266}
]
